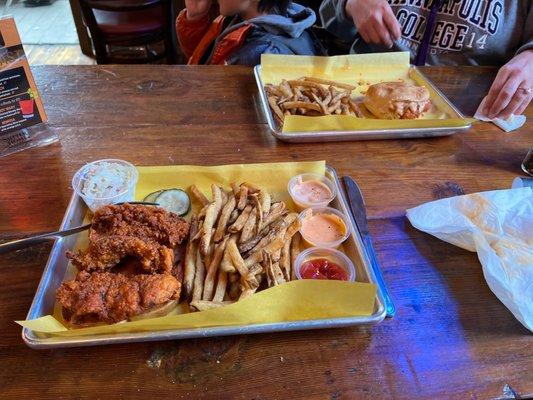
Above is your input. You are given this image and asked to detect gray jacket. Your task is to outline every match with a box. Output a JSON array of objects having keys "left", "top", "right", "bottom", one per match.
[
  {"left": 222, "top": 3, "right": 325, "bottom": 66},
  {"left": 320, "top": 0, "right": 533, "bottom": 66}
]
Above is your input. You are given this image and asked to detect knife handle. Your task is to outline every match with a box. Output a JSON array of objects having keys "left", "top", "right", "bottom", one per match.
[
  {"left": 363, "top": 235, "right": 396, "bottom": 318},
  {"left": 0, "top": 234, "right": 56, "bottom": 255}
]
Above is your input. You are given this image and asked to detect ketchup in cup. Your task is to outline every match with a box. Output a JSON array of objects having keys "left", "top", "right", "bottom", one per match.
[
  {"left": 295, "top": 247, "right": 355, "bottom": 282},
  {"left": 300, "top": 258, "right": 349, "bottom": 281}
]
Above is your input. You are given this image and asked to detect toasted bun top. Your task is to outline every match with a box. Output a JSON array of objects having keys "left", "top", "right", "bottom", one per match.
[{"left": 366, "top": 82, "right": 430, "bottom": 102}]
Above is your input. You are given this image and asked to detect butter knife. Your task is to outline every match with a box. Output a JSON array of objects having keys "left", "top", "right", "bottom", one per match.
[{"left": 342, "top": 176, "right": 396, "bottom": 317}]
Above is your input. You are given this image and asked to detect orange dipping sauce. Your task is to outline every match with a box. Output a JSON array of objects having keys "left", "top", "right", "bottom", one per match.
[{"left": 300, "top": 212, "right": 347, "bottom": 245}]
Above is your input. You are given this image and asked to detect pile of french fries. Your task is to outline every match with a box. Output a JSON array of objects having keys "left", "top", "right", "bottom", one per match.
[
  {"left": 265, "top": 76, "right": 363, "bottom": 122},
  {"left": 183, "top": 182, "right": 302, "bottom": 311}
]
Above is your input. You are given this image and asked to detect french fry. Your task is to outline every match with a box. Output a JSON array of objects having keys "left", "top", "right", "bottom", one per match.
[
  {"left": 192, "top": 249, "right": 205, "bottom": 302},
  {"left": 249, "top": 214, "right": 293, "bottom": 255},
  {"left": 247, "top": 264, "right": 263, "bottom": 278},
  {"left": 213, "top": 194, "right": 236, "bottom": 243},
  {"left": 245, "top": 236, "right": 285, "bottom": 267},
  {"left": 228, "top": 209, "right": 239, "bottom": 224},
  {"left": 282, "top": 101, "right": 321, "bottom": 112},
  {"left": 251, "top": 193, "right": 263, "bottom": 233},
  {"left": 280, "top": 234, "right": 291, "bottom": 282},
  {"left": 183, "top": 216, "right": 199, "bottom": 299},
  {"left": 197, "top": 207, "right": 207, "bottom": 221},
  {"left": 341, "top": 104, "right": 350, "bottom": 115},
  {"left": 303, "top": 76, "right": 356, "bottom": 90},
  {"left": 327, "top": 100, "right": 341, "bottom": 114},
  {"left": 287, "top": 80, "right": 326, "bottom": 93},
  {"left": 271, "top": 248, "right": 282, "bottom": 263},
  {"left": 220, "top": 188, "right": 228, "bottom": 205},
  {"left": 310, "top": 92, "right": 329, "bottom": 115},
  {"left": 213, "top": 269, "right": 228, "bottom": 302},
  {"left": 236, "top": 185, "right": 247, "bottom": 210},
  {"left": 239, "top": 207, "right": 257, "bottom": 243},
  {"left": 228, "top": 279, "right": 240, "bottom": 300},
  {"left": 242, "top": 182, "right": 261, "bottom": 194},
  {"left": 331, "top": 90, "right": 350, "bottom": 105},
  {"left": 190, "top": 185, "right": 209, "bottom": 206},
  {"left": 348, "top": 99, "right": 363, "bottom": 117},
  {"left": 283, "top": 217, "right": 302, "bottom": 242},
  {"left": 202, "top": 235, "right": 228, "bottom": 301},
  {"left": 228, "top": 204, "right": 252, "bottom": 233},
  {"left": 290, "top": 232, "right": 301, "bottom": 281},
  {"left": 230, "top": 182, "right": 239, "bottom": 196},
  {"left": 238, "top": 224, "right": 270, "bottom": 253},
  {"left": 272, "top": 261, "right": 286, "bottom": 286},
  {"left": 220, "top": 244, "right": 236, "bottom": 273},
  {"left": 190, "top": 300, "right": 233, "bottom": 311},
  {"left": 200, "top": 185, "right": 223, "bottom": 255},
  {"left": 265, "top": 84, "right": 285, "bottom": 98},
  {"left": 227, "top": 239, "right": 249, "bottom": 276},
  {"left": 239, "top": 288, "right": 255, "bottom": 300},
  {"left": 268, "top": 96, "right": 285, "bottom": 122},
  {"left": 264, "top": 253, "right": 274, "bottom": 287},
  {"left": 204, "top": 235, "right": 215, "bottom": 267},
  {"left": 280, "top": 79, "right": 293, "bottom": 97},
  {"left": 260, "top": 201, "right": 287, "bottom": 230},
  {"left": 249, "top": 215, "right": 298, "bottom": 265}
]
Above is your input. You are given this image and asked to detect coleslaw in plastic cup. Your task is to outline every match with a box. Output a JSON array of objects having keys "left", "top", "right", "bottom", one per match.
[{"left": 72, "top": 159, "right": 138, "bottom": 212}]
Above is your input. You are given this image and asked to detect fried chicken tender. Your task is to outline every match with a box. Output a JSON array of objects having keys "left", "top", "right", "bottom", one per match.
[
  {"left": 67, "top": 235, "right": 174, "bottom": 274},
  {"left": 90, "top": 203, "right": 189, "bottom": 248},
  {"left": 57, "top": 271, "right": 181, "bottom": 327}
]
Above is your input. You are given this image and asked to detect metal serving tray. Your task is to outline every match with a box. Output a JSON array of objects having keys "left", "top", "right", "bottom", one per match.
[
  {"left": 254, "top": 65, "right": 471, "bottom": 143},
  {"left": 22, "top": 166, "right": 387, "bottom": 348}
]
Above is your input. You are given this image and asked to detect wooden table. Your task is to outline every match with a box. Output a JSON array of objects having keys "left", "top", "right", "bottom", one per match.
[{"left": 0, "top": 66, "right": 531, "bottom": 399}]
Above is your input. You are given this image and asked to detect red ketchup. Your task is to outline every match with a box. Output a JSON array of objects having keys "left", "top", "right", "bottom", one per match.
[{"left": 300, "top": 258, "right": 348, "bottom": 281}]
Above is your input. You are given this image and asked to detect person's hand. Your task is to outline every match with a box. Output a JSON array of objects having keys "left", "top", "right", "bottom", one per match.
[
  {"left": 345, "top": 0, "right": 401, "bottom": 48},
  {"left": 482, "top": 50, "right": 533, "bottom": 119},
  {"left": 185, "top": 0, "right": 212, "bottom": 21}
]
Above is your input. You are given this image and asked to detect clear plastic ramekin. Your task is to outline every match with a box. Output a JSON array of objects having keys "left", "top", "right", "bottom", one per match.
[
  {"left": 72, "top": 159, "right": 138, "bottom": 212},
  {"left": 288, "top": 173, "right": 336, "bottom": 211},
  {"left": 294, "top": 247, "right": 356, "bottom": 282},
  {"left": 298, "top": 206, "right": 351, "bottom": 248}
]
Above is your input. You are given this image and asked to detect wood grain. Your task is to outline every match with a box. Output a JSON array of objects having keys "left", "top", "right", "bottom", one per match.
[
  {"left": 25, "top": 45, "right": 95, "bottom": 66},
  {"left": 0, "top": 65, "right": 531, "bottom": 400}
]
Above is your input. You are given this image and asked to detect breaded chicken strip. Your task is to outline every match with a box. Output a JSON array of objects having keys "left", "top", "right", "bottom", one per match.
[
  {"left": 67, "top": 235, "right": 174, "bottom": 274},
  {"left": 90, "top": 204, "right": 189, "bottom": 248},
  {"left": 57, "top": 271, "right": 181, "bottom": 327}
]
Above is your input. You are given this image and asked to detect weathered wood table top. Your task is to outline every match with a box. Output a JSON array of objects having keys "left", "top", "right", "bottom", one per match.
[{"left": 0, "top": 65, "right": 531, "bottom": 400}]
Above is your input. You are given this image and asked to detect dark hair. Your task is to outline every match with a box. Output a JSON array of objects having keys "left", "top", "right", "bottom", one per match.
[{"left": 258, "top": 0, "right": 290, "bottom": 14}]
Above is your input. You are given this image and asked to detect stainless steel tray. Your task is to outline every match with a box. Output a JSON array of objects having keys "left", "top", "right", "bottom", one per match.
[
  {"left": 254, "top": 65, "right": 471, "bottom": 143},
  {"left": 22, "top": 166, "right": 387, "bottom": 348}
]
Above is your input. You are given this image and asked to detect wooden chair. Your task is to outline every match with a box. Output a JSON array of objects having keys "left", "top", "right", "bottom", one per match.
[{"left": 79, "top": 0, "right": 176, "bottom": 64}]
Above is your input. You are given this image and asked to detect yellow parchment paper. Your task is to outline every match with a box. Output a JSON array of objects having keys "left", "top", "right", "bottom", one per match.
[
  {"left": 17, "top": 161, "right": 377, "bottom": 336},
  {"left": 260, "top": 52, "right": 472, "bottom": 133}
]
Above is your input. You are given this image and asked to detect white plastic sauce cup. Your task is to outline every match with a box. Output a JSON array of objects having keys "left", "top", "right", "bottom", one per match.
[
  {"left": 298, "top": 206, "right": 351, "bottom": 248},
  {"left": 288, "top": 173, "right": 336, "bottom": 211},
  {"left": 72, "top": 159, "right": 138, "bottom": 212},
  {"left": 295, "top": 247, "right": 356, "bottom": 282}
]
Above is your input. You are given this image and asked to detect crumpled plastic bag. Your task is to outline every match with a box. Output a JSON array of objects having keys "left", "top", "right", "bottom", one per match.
[{"left": 406, "top": 188, "right": 533, "bottom": 332}]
